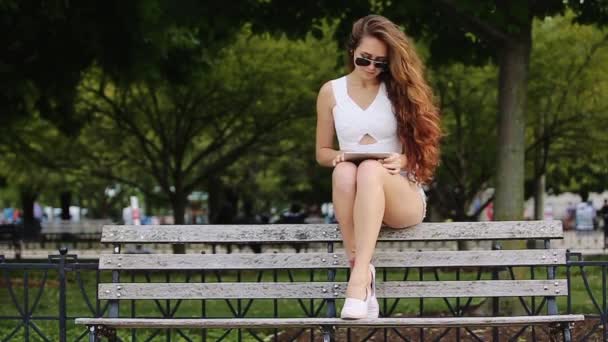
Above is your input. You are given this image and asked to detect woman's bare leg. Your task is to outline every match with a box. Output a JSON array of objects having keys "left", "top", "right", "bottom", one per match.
[
  {"left": 332, "top": 162, "right": 358, "bottom": 267},
  {"left": 346, "top": 160, "right": 425, "bottom": 300},
  {"left": 346, "top": 160, "right": 384, "bottom": 299},
  {"left": 380, "top": 172, "right": 425, "bottom": 229}
]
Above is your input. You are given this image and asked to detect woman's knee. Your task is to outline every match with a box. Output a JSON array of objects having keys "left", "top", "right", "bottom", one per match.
[
  {"left": 332, "top": 162, "right": 357, "bottom": 193},
  {"left": 356, "top": 160, "right": 384, "bottom": 185}
]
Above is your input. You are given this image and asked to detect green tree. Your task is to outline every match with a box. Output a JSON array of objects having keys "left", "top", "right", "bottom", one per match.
[
  {"left": 1, "top": 0, "right": 265, "bottom": 222},
  {"left": 430, "top": 13, "right": 608, "bottom": 223},
  {"left": 526, "top": 14, "right": 608, "bottom": 202},
  {"left": 76, "top": 25, "right": 339, "bottom": 252},
  {"left": 430, "top": 63, "right": 498, "bottom": 221},
  {"left": 1, "top": 0, "right": 258, "bottom": 129},
  {"left": 383, "top": 0, "right": 608, "bottom": 221},
  {"left": 0, "top": 111, "right": 79, "bottom": 230}
]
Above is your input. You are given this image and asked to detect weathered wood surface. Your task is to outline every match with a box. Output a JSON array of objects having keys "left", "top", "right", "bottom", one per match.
[
  {"left": 75, "top": 315, "right": 585, "bottom": 328},
  {"left": 99, "top": 249, "right": 567, "bottom": 270},
  {"left": 98, "top": 280, "right": 568, "bottom": 300},
  {"left": 101, "top": 221, "right": 563, "bottom": 243}
]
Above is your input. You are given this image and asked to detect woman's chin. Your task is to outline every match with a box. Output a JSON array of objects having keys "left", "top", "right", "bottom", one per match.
[{"left": 361, "top": 71, "right": 378, "bottom": 79}]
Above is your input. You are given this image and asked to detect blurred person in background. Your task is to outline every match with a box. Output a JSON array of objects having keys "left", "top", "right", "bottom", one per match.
[
  {"left": 600, "top": 199, "right": 608, "bottom": 231},
  {"left": 304, "top": 203, "right": 325, "bottom": 224},
  {"left": 576, "top": 194, "right": 596, "bottom": 231}
]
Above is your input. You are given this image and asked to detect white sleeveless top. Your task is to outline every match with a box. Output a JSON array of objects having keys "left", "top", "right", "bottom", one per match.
[{"left": 331, "top": 75, "right": 403, "bottom": 153}]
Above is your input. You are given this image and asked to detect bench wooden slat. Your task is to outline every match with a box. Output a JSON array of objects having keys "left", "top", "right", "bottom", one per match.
[
  {"left": 100, "top": 221, "right": 562, "bottom": 243},
  {"left": 98, "top": 280, "right": 568, "bottom": 300},
  {"left": 99, "top": 249, "right": 567, "bottom": 270},
  {"left": 76, "top": 315, "right": 585, "bottom": 328}
]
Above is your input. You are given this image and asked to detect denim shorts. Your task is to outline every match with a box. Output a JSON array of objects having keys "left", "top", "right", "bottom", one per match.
[{"left": 399, "top": 171, "right": 427, "bottom": 221}]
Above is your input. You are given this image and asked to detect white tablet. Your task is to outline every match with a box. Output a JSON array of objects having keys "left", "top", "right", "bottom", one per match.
[{"left": 343, "top": 151, "right": 393, "bottom": 162}]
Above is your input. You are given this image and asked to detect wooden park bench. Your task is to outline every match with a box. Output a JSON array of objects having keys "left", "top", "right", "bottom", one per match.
[{"left": 76, "top": 221, "right": 584, "bottom": 341}]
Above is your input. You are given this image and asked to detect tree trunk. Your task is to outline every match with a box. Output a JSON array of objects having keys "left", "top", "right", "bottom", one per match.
[
  {"left": 171, "top": 193, "right": 187, "bottom": 254},
  {"left": 207, "top": 176, "right": 222, "bottom": 225},
  {"left": 534, "top": 176, "right": 545, "bottom": 220},
  {"left": 533, "top": 108, "right": 545, "bottom": 222},
  {"left": 534, "top": 130, "right": 546, "bottom": 220},
  {"left": 529, "top": 111, "right": 546, "bottom": 249},
  {"left": 456, "top": 199, "right": 471, "bottom": 251},
  {"left": 491, "top": 18, "right": 533, "bottom": 317},
  {"left": 207, "top": 177, "right": 238, "bottom": 225},
  {"left": 20, "top": 189, "right": 39, "bottom": 238},
  {"left": 60, "top": 191, "right": 71, "bottom": 220},
  {"left": 494, "top": 35, "right": 531, "bottom": 222}
]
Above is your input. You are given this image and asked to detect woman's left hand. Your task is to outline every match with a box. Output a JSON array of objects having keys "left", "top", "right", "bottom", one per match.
[{"left": 381, "top": 153, "right": 405, "bottom": 175}]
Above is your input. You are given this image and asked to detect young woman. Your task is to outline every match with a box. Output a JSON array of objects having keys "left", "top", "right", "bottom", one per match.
[{"left": 315, "top": 14, "right": 441, "bottom": 319}]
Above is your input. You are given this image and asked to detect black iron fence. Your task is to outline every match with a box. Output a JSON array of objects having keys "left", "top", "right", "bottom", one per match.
[
  {"left": 566, "top": 252, "right": 608, "bottom": 341},
  {"left": 0, "top": 246, "right": 607, "bottom": 341}
]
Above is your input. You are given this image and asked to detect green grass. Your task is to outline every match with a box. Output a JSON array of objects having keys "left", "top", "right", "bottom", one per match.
[{"left": 1, "top": 264, "right": 606, "bottom": 341}]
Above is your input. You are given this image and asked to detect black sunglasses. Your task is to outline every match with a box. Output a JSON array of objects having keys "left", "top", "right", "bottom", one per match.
[{"left": 355, "top": 56, "right": 388, "bottom": 70}]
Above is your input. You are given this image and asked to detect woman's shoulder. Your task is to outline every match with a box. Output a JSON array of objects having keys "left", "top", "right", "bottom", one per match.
[
  {"left": 319, "top": 75, "right": 348, "bottom": 97},
  {"left": 318, "top": 76, "right": 347, "bottom": 110},
  {"left": 320, "top": 75, "right": 346, "bottom": 90},
  {"left": 317, "top": 81, "right": 335, "bottom": 109},
  {"left": 317, "top": 81, "right": 333, "bottom": 102},
  {"left": 318, "top": 76, "right": 338, "bottom": 97}
]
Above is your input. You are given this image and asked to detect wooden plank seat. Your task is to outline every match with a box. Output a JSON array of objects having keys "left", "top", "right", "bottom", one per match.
[
  {"left": 76, "top": 221, "right": 584, "bottom": 341},
  {"left": 76, "top": 315, "right": 583, "bottom": 329}
]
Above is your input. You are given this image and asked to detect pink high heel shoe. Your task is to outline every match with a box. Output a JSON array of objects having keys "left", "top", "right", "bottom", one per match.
[
  {"left": 367, "top": 263, "right": 379, "bottom": 318},
  {"left": 340, "top": 262, "right": 379, "bottom": 319},
  {"left": 340, "top": 284, "right": 372, "bottom": 319}
]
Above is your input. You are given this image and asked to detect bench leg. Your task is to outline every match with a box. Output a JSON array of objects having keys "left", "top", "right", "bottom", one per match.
[
  {"left": 562, "top": 322, "right": 573, "bottom": 342},
  {"left": 88, "top": 326, "right": 97, "bottom": 342},
  {"left": 321, "top": 325, "right": 334, "bottom": 342}
]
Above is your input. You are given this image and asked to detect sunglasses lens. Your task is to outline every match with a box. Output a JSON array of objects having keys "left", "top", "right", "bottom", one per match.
[
  {"left": 355, "top": 57, "right": 387, "bottom": 70},
  {"left": 375, "top": 62, "right": 387, "bottom": 70},
  {"left": 355, "top": 57, "right": 371, "bottom": 67}
]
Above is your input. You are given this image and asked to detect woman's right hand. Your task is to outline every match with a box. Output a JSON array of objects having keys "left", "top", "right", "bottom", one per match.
[{"left": 332, "top": 152, "right": 345, "bottom": 167}]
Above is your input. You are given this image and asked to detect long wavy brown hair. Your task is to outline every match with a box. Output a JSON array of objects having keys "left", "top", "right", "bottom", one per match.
[{"left": 346, "top": 15, "right": 442, "bottom": 184}]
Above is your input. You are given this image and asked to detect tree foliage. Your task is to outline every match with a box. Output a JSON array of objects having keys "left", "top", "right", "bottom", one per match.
[
  {"left": 75, "top": 23, "right": 340, "bottom": 225},
  {"left": 526, "top": 14, "right": 608, "bottom": 195}
]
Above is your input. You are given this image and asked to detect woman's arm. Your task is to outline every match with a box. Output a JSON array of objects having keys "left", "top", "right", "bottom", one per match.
[{"left": 315, "top": 81, "right": 340, "bottom": 167}]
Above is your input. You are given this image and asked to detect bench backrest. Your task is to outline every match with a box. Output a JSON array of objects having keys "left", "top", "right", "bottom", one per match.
[{"left": 97, "top": 221, "right": 567, "bottom": 316}]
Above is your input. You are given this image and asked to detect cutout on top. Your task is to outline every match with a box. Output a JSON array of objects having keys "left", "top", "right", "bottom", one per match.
[{"left": 358, "top": 133, "right": 378, "bottom": 145}]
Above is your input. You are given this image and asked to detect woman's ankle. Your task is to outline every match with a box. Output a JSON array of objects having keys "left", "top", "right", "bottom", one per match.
[
  {"left": 346, "top": 283, "right": 371, "bottom": 300},
  {"left": 348, "top": 268, "right": 372, "bottom": 287}
]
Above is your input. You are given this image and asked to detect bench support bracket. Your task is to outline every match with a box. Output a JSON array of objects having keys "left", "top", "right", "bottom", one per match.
[{"left": 88, "top": 325, "right": 117, "bottom": 342}]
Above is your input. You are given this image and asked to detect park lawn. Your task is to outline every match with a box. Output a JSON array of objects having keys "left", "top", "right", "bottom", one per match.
[{"left": 0, "top": 265, "right": 603, "bottom": 341}]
